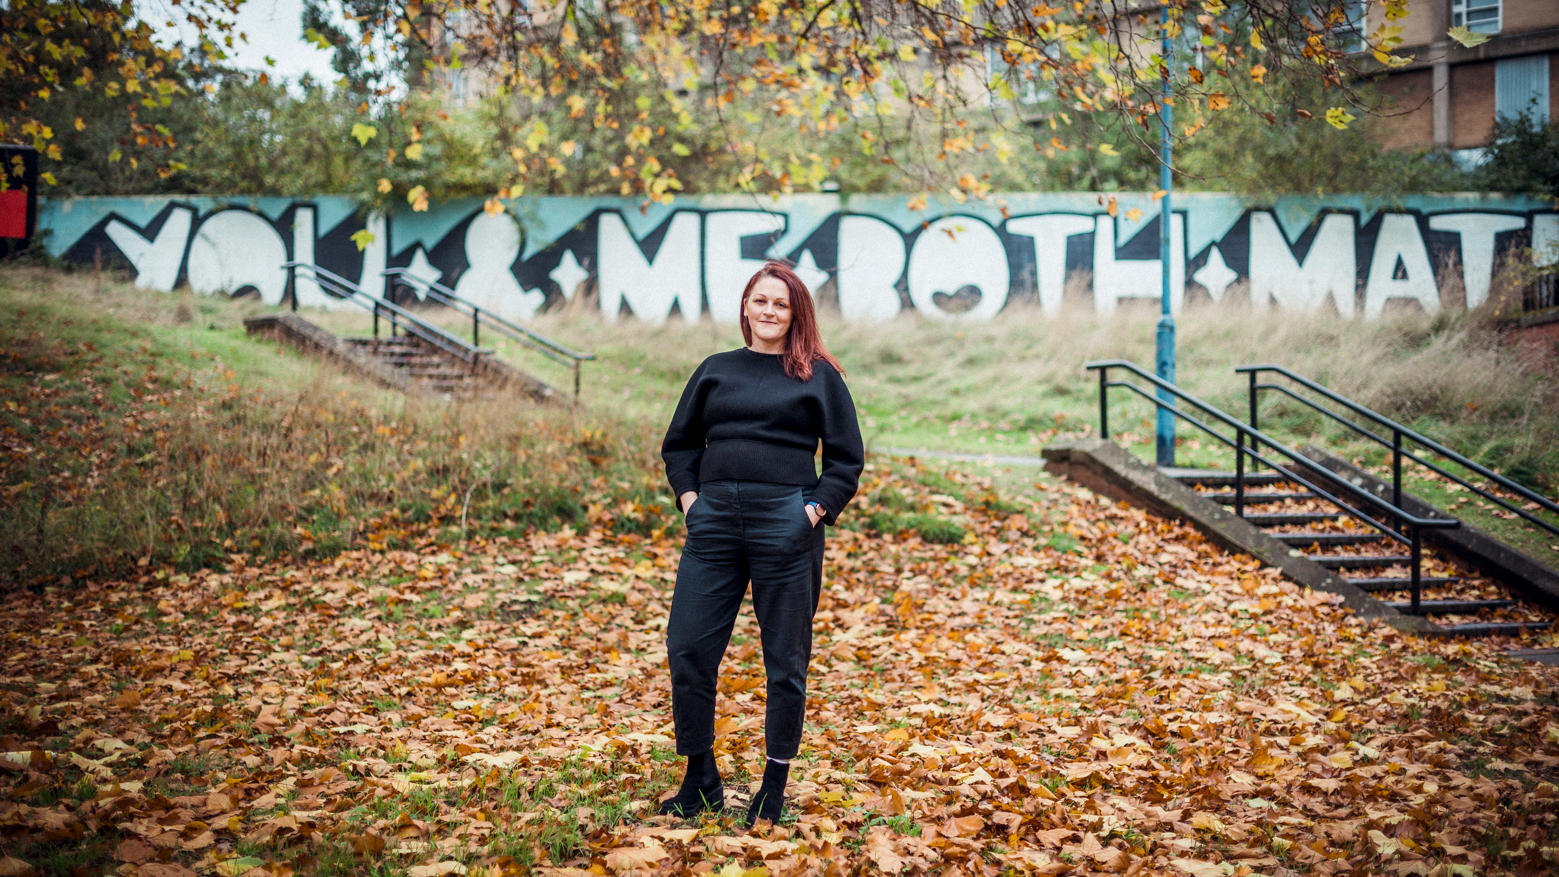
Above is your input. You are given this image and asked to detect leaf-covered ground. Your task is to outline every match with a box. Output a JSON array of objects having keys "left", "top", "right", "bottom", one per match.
[{"left": 1, "top": 461, "right": 1556, "bottom": 877}]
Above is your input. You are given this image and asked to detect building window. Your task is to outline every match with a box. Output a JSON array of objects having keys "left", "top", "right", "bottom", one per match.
[
  {"left": 1451, "top": 0, "right": 1500, "bottom": 34},
  {"left": 1495, "top": 55, "right": 1551, "bottom": 124},
  {"left": 1337, "top": 0, "right": 1366, "bottom": 53}
]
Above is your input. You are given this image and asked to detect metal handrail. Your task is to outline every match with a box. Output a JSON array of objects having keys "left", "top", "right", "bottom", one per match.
[
  {"left": 1239, "top": 364, "right": 1559, "bottom": 540},
  {"left": 382, "top": 268, "right": 595, "bottom": 400},
  {"left": 282, "top": 262, "right": 493, "bottom": 370},
  {"left": 1088, "top": 359, "right": 1457, "bottom": 615}
]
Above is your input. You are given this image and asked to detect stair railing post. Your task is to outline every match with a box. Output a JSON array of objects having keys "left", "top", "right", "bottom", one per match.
[
  {"left": 1392, "top": 428, "right": 1403, "bottom": 533},
  {"left": 1410, "top": 524, "right": 1422, "bottom": 615},
  {"left": 289, "top": 264, "right": 298, "bottom": 313},
  {"left": 373, "top": 303, "right": 380, "bottom": 339},
  {"left": 1247, "top": 368, "right": 1260, "bottom": 468},
  {"left": 574, "top": 361, "right": 581, "bottom": 402},
  {"left": 1153, "top": 1, "right": 1176, "bottom": 469},
  {"left": 1098, "top": 366, "right": 1110, "bottom": 440},
  {"left": 1234, "top": 428, "right": 1245, "bottom": 518},
  {"left": 473, "top": 308, "right": 480, "bottom": 347}
]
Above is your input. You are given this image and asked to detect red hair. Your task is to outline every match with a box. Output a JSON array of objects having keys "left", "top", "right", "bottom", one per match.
[{"left": 739, "top": 261, "right": 844, "bottom": 383}]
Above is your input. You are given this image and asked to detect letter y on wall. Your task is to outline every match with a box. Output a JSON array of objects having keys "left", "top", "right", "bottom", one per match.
[{"left": 103, "top": 206, "right": 194, "bottom": 292}]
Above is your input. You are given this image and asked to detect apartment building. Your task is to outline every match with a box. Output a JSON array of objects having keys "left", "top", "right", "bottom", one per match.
[{"left": 1369, "top": 0, "right": 1559, "bottom": 162}]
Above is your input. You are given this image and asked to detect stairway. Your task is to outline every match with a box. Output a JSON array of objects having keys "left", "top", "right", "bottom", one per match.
[
  {"left": 343, "top": 336, "right": 487, "bottom": 397},
  {"left": 1168, "top": 469, "right": 1550, "bottom": 636}
]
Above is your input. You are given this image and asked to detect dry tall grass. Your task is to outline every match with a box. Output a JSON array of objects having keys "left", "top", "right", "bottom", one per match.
[{"left": 0, "top": 266, "right": 667, "bottom": 586}]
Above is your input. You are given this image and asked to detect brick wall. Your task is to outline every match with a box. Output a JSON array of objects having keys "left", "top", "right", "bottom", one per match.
[
  {"left": 1452, "top": 61, "right": 1498, "bottom": 149},
  {"left": 1552, "top": 51, "right": 1559, "bottom": 121},
  {"left": 1504, "top": 3, "right": 1559, "bottom": 34},
  {"left": 1374, "top": 69, "right": 1436, "bottom": 151},
  {"left": 1394, "top": 0, "right": 1436, "bottom": 49}
]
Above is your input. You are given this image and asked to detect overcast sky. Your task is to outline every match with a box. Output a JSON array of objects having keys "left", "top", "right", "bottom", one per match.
[{"left": 147, "top": 0, "right": 339, "bottom": 83}]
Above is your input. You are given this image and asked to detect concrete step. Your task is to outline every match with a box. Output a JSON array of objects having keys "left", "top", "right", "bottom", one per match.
[
  {"left": 1272, "top": 532, "right": 1384, "bottom": 546},
  {"left": 1312, "top": 555, "right": 1412, "bottom": 569},
  {"left": 1243, "top": 512, "right": 1346, "bottom": 526},
  {"left": 1437, "top": 621, "right": 1551, "bottom": 636},
  {"left": 1384, "top": 599, "right": 1515, "bottom": 615},
  {"left": 1165, "top": 469, "right": 1285, "bottom": 487},
  {"left": 1348, "top": 576, "right": 1467, "bottom": 591},
  {"left": 344, "top": 337, "right": 422, "bottom": 349},
  {"left": 1203, "top": 492, "right": 1321, "bottom": 504}
]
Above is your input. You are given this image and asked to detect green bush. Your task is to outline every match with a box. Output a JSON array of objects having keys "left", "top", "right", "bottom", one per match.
[
  {"left": 1176, "top": 72, "right": 1468, "bottom": 197},
  {"left": 1475, "top": 112, "right": 1559, "bottom": 197}
]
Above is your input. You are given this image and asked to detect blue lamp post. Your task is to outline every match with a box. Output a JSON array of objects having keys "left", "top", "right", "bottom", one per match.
[{"left": 1155, "top": 5, "right": 1177, "bottom": 468}]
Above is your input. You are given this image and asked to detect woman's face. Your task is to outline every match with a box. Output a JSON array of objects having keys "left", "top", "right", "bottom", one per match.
[{"left": 745, "top": 277, "right": 793, "bottom": 352}]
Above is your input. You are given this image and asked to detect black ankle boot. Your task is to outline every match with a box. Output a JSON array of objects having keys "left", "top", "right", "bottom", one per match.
[
  {"left": 659, "top": 750, "right": 723, "bottom": 817},
  {"left": 743, "top": 758, "right": 789, "bottom": 828}
]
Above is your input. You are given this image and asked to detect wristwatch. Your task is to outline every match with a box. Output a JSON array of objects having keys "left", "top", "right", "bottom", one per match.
[{"left": 806, "top": 501, "right": 825, "bottom": 518}]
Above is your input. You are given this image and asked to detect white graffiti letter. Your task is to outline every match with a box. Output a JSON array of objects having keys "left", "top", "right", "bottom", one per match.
[
  {"left": 704, "top": 210, "right": 787, "bottom": 324},
  {"left": 836, "top": 216, "right": 905, "bottom": 323},
  {"left": 1364, "top": 214, "right": 1439, "bottom": 318},
  {"left": 1535, "top": 214, "right": 1559, "bottom": 268},
  {"left": 1428, "top": 213, "right": 1526, "bottom": 309},
  {"left": 1248, "top": 212, "right": 1356, "bottom": 317},
  {"left": 906, "top": 215, "right": 1011, "bottom": 321},
  {"left": 1005, "top": 213, "right": 1093, "bottom": 317},
  {"left": 186, "top": 210, "right": 288, "bottom": 304},
  {"left": 103, "top": 206, "right": 194, "bottom": 292},
  {"left": 455, "top": 210, "right": 544, "bottom": 323},
  {"left": 289, "top": 205, "right": 350, "bottom": 311},
  {"left": 1092, "top": 213, "right": 1185, "bottom": 316},
  {"left": 597, "top": 212, "right": 701, "bottom": 324},
  {"left": 359, "top": 212, "right": 388, "bottom": 300},
  {"left": 290, "top": 205, "right": 323, "bottom": 307}
]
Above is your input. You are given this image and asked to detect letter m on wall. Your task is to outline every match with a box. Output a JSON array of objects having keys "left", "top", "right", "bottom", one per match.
[
  {"left": 1248, "top": 212, "right": 1356, "bottom": 318},
  {"left": 597, "top": 212, "right": 702, "bottom": 324}
]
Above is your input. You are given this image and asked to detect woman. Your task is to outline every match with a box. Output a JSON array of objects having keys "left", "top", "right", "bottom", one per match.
[{"left": 658, "top": 261, "right": 864, "bottom": 827}]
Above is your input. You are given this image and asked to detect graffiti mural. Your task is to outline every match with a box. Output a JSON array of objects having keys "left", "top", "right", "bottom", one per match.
[{"left": 36, "top": 193, "right": 1559, "bottom": 322}]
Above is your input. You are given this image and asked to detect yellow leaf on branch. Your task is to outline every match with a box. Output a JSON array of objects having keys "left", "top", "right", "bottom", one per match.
[{"left": 1446, "top": 25, "right": 1489, "bottom": 48}]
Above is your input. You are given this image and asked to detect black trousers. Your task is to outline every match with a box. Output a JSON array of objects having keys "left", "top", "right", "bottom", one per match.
[{"left": 666, "top": 479, "right": 825, "bottom": 761}]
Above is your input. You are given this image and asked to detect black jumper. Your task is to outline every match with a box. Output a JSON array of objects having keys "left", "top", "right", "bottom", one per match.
[{"left": 661, "top": 348, "right": 864, "bottom": 760}]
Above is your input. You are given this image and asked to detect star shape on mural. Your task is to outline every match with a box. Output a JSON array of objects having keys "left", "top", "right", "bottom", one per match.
[
  {"left": 399, "top": 246, "right": 444, "bottom": 301},
  {"left": 1193, "top": 244, "right": 1238, "bottom": 302},
  {"left": 792, "top": 249, "right": 830, "bottom": 298},
  {"left": 549, "top": 250, "right": 590, "bottom": 301}
]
